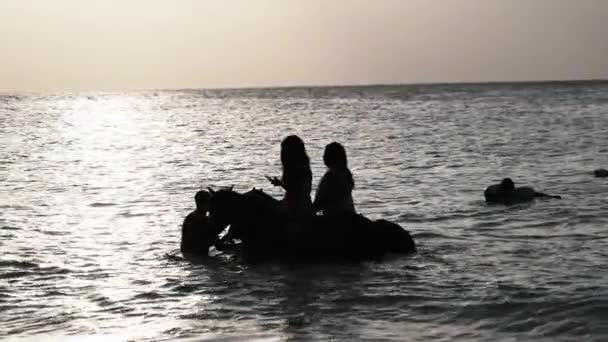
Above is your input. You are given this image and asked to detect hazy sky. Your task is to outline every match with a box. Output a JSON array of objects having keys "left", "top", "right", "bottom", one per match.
[{"left": 1, "top": 0, "right": 607, "bottom": 92}]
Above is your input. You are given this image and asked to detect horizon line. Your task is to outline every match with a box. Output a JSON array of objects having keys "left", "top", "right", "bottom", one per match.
[
  {"left": 2, "top": 78, "right": 607, "bottom": 95},
  {"left": 169, "top": 78, "right": 608, "bottom": 92}
]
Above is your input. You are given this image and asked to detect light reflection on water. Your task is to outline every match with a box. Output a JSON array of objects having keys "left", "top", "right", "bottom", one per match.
[{"left": 1, "top": 83, "right": 608, "bottom": 341}]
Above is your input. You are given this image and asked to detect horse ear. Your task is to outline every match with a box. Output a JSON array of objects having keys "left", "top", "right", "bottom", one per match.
[
  {"left": 207, "top": 187, "right": 215, "bottom": 195},
  {"left": 229, "top": 185, "right": 234, "bottom": 191}
]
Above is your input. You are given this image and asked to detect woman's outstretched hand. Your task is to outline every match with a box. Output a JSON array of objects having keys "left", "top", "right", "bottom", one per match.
[{"left": 266, "top": 175, "right": 283, "bottom": 187}]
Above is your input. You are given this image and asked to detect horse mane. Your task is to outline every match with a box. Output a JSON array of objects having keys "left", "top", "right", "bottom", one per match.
[
  {"left": 209, "top": 187, "right": 279, "bottom": 221},
  {"left": 243, "top": 187, "right": 280, "bottom": 209}
]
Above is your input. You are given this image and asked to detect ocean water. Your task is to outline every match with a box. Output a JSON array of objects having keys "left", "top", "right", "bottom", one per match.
[{"left": 1, "top": 81, "right": 608, "bottom": 341}]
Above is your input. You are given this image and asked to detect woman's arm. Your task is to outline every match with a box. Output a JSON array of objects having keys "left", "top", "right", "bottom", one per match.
[
  {"left": 533, "top": 191, "right": 562, "bottom": 199},
  {"left": 313, "top": 173, "right": 330, "bottom": 211},
  {"left": 266, "top": 175, "right": 285, "bottom": 189}
]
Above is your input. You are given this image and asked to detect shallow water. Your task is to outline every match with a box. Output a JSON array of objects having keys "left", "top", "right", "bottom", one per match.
[{"left": 2, "top": 82, "right": 608, "bottom": 341}]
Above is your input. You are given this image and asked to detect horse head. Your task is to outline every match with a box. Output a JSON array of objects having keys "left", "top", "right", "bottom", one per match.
[
  {"left": 208, "top": 186, "right": 279, "bottom": 232},
  {"left": 208, "top": 188, "right": 244, "bottom": 229}
]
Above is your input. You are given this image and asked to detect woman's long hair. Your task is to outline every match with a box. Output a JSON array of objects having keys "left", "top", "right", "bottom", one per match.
[
  {"left": 281, "top": 135, "right": 310, "bottom": 170},
  {"left": 323, "top": 142, "right": 354, "bottom": 189}
]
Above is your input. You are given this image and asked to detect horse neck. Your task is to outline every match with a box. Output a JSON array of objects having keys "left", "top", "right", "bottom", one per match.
[{"left": 213, "top": 190, "right": 278, "bottom": 228}]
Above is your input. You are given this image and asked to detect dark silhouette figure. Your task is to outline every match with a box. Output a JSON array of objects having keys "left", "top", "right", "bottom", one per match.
[
  {"left": 595, "top": 168, "right": 608, "bottom": 177},
  {"left": 213, "top": 187, "right": 277, "bottom": 249},
  {"left": 314, "top": 142, "right": 356, "bottom": 216},
  {"left": 181, "top": 190, "right": 222, "bottom": 256},
  {"left": 208, "top": 187, "right": 416, "bottom": 264},
  {"left": 484, "top": 178, "right": 561, "bottom": 205},
  {"left": 268, "top": 135, "right": 315, "bottom": 219},
  {"left": 210, "top": 187, "right": 284, "bottom": 262}
]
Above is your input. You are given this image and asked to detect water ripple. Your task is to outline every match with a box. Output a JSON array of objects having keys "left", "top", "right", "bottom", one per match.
[{"left": 2, "top": 83, "right": 608, "bottom": 341}]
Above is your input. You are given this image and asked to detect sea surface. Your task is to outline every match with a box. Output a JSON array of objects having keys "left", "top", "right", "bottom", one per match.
[{"left": 1, "top": 81, "right": 608, "bottom": 341}]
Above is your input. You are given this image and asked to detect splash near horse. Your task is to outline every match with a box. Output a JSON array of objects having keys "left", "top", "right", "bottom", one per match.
[{"left": 207, "top": 187, "right": 416, "bottom": 263}]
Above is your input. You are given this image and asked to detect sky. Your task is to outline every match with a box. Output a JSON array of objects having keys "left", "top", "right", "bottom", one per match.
[{"left": 1, "top": 0, "right": 607, "bottom": 92}]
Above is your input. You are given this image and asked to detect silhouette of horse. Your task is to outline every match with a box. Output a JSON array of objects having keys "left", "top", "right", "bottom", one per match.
[
  {"left": 209, "top": 187, "right": 283, "bottom": 260},
  {"left": 208, "top": 187, "right": 416, "bottom": 263}
]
